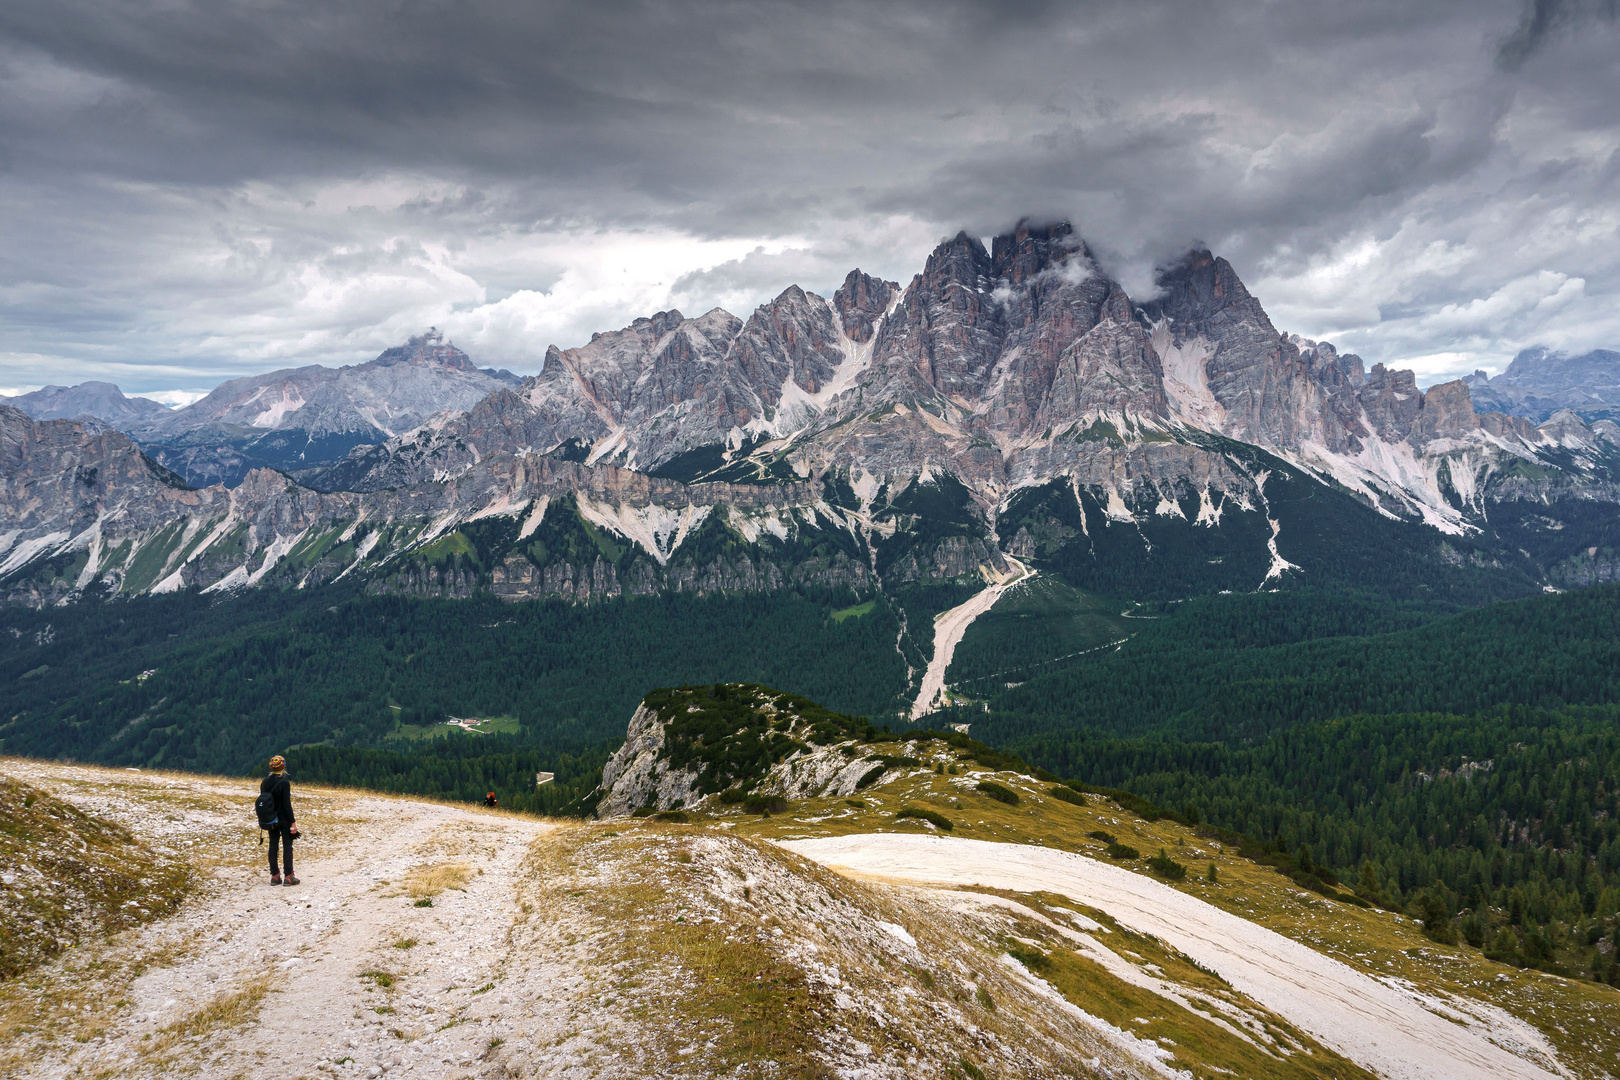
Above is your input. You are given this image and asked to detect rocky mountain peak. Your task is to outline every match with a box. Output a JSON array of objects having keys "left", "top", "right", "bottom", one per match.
[
  {"left": 989, "top": 218, "right": 1087, "bottom": 284},
  {"left": 831, "top": 270, "right": 898, "bottom": 344},
  {"left": 1149, "top": 248, "right": 1267, "bottom": 329},
  {"left": 925, "top": 230, "right": 993, "bottom": 279},
  {"left": 372, "top": 327, "right": 477, "bottom": 372}
]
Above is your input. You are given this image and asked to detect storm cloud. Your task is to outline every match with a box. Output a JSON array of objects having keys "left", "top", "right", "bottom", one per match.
[{"left": 2, "top": 0, "right": 1617, "bottom": 396}]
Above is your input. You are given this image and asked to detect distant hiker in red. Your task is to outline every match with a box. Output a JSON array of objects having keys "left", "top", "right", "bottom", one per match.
[
  {"left": 256, "top": 755, "right": 300, "bottom": 885},
  {"left": 485, "top": 791, "right": 498, "bottom": 808}
]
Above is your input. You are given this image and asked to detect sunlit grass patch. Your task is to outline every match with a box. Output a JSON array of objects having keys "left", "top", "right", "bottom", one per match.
[
  {"left": 147, "top": 975, "right": 272, "bottom": 1056},
  {"left": 400, "top": 862, "right": 475, "bottom": 900}
]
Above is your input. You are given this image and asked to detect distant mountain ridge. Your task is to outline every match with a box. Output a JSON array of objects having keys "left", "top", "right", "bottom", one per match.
[
  {"left": 1464, "top": 346, "right": 1620, "bottom": 423},
  {"left": 3, "top": 221, "right": 1619, "bottom": 610},
  {"left": 1, "top": 382, "right": 172, "bottom": 426},
  {"left": 93, "top": 329, "right": 524, "bottom": 487}
]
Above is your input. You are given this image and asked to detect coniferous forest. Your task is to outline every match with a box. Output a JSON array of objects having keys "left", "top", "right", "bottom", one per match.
[{"left": 3, "top": 580, "right": 1619, "bottom": 982}]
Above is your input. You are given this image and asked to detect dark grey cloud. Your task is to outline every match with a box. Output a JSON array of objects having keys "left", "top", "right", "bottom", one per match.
[
  {"left": 1498, "top": 0, "right": 1618, "bottom": 70},
  {"left": 2, "top": 0, "right": 1618, "bottom": 394}
]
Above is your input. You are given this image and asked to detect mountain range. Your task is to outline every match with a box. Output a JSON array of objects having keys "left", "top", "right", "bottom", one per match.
[
  {"left": 2, "top": 382, "right": 172, "bottom": 427},
  {"left": 3, "top": 220, "right": 1619, "bottom": 610},
  {"left": 1464, "top": 346, "right": 1620, "bottom": 423},
  {"left": 3, "top": 330, "right": 522, "bottom": 488}
]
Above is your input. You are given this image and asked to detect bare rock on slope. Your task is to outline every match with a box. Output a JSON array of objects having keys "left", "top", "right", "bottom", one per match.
[{"left": 596, "top": 684, "right": 888, "bottom": 817}]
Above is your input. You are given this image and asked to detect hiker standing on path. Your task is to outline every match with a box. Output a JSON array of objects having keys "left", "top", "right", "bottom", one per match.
[{"left": 260, "top": 755, "right": 300, "bottom": 885}]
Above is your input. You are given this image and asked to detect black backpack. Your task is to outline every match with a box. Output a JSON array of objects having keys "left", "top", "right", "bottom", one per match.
[{"left": 255, "top": 782, "right": 281, "bottom": 830}]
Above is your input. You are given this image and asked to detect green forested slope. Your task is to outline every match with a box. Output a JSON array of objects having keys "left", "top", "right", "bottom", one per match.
[
  {"left": 0, "top": 586, "right": 908, "bottom": 774},
  {"left": 980, "top": 585, "right": 1620, "bottom": 742},
  {"left": 1018, "top": 707, "right": 1620, "bottom": 981},
  {"left": 958, "top": 585, "right": 1620, "bottom": 982}
]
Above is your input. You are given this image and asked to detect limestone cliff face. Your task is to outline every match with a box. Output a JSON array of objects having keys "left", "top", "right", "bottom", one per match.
[
  {"left": 6, "top": 220, "right": 1620, "bottom": 605},
  {"left": 594, "top": 704, "right": 698, "bottom": 818}
]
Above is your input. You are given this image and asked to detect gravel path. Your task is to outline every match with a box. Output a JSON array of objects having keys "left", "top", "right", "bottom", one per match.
[
  {"left": 782, "top": 833, "right": 1570, "bottom": 1080},
  {"left": 1, "top": 760, "right": 555, "bottom": 1080}
]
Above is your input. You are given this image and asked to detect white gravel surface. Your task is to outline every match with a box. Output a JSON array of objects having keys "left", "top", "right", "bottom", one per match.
[
  {"left": 782, "top": 833, "right": 1570, "bottom": 1080},
  {"left": 1, "top": 760, "right": 554, "bottom": 1080},
  {"left": 909, "top": 556, "right": 1028, "bottom": 719}
]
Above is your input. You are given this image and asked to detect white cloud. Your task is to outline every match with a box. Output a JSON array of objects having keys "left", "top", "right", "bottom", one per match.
[{"left": 131, "top": 389, "right": 208, "bottom": 407}]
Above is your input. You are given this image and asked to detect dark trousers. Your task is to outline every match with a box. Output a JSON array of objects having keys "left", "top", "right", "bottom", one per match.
[{"left": 267, "top": 826, "right": 294, "bottom": 875}]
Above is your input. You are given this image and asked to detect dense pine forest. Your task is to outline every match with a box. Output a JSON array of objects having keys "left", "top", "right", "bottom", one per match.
[
  {"left": 960, "top": 584, "right": 1620, "bottom": 984},
  {"left": 4, "top": 578, "right": 1619, "bottom": 983},
  {"left": 0, "top": 584, "right": 911, "bottom": 775}
]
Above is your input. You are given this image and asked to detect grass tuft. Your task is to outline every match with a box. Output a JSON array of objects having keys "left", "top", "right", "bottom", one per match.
[{"left": 402, "top": 862, "right": 472, "bottom": 899}]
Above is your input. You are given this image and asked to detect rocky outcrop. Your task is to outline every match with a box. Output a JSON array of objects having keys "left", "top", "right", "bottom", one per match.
[
  {"left": 1409, "top": 380, "right": 1480, "bottom": 447},
  {"left": 594, "top": 685, "right": 894, "bottom": 818},
  {"left": 831, "top": 269, "right": 898, "bottom": 344},
  {"left": 594, "top": 704, "right": 701, "bottom": 818},
  {"left": 1549, "top": 547, "right": 1620, "bottom": 588},
  {"left": 883, "top": 536, "right": 1008, "bottom": 584}
]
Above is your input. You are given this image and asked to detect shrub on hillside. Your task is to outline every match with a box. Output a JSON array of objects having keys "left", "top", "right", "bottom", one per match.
[
  {"left": 976, "top": 780, "right": 1020, "bottom": 805},
  {"left": 1007, "top": 945, "right": 1052, "bottom": 971},
  {"left": 1106, "top": 842, "right": 1140, "bottom": 859},
  {"left": 743, "top": 794, "right": 789, "bottom": 815},
  {"left": 895, "top": 806, "right": 954, "bottom": 831},
  {"left": 1048, "top": 785, "right": 1088, "bottom": 807},
  {"left": 855, "top": 765, "right": 887, "bottom": 789},
  {"left": 1148, "top": 848, "right": 1188, "bottom": 880}
]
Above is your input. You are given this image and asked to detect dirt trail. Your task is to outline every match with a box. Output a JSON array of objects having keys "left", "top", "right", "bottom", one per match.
[
  {"left": 0, "top": 759, "right": 557, "bottom": 1080},
  {"left": 783, "top": 834, "right": 1569, "bottom": 1080}
]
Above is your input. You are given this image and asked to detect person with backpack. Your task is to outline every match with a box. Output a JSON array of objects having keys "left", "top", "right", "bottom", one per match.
[
  {"left": 485, "top": 790, "right": 498, "bottom": 808},
  {"left": 256, "top": 755, "right": 300, "bottom": 885}
]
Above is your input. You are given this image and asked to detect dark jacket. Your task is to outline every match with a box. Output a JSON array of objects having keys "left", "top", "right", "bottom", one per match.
[{"left": 260, "top": 773, "right": 295, "bottom": 828}]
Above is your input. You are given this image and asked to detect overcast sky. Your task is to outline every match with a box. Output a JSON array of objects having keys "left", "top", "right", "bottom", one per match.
[{"left": 2, "top": 0, "right": 1616, "bottom": 401}]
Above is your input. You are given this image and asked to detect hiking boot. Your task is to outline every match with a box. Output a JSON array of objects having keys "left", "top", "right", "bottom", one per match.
[
  {"left": 270, "top": 874, "right": 282, "bottom": 885},
  {"left": 283, "top": 875, "right": 299, "bottom": 886}
]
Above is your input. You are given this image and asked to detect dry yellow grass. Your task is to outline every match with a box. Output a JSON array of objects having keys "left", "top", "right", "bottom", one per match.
[
  {"left": 401, "top": 861, "right": 476, "bottom": 899},
  {"left": 147, "top": 974, "right": 273, "bottom": 1056}
]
